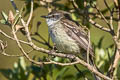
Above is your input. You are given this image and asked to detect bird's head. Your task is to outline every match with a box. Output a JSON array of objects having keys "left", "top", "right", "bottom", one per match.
[{"left": 41, "top": 10, "right": 71, "bottom": 26}]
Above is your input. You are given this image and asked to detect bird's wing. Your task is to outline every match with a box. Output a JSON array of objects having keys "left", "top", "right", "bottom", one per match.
[{"left": 61, "top": 18, "right": 94, "bottom": 56}]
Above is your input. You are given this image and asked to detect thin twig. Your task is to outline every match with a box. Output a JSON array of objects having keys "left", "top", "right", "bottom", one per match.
[
  {"left": 110, "top": 8, "right": 114, "bottom": 31},
  {"left": 93, "top": 4, "right": 115, "bottom": 35},
  {"left": 111, "top": 1, "right": 120, "bottom": 79},
  {"left": 103, "top": 0, "right": 115, "bottom": 35},
  {"left": 0, "top": 29, "right": 30, "bottom": 45},
  {"left": 0, "top": 49, "right": 33, "bottom": 57},
  {"left": 1, "top": 13, "right": 111, "bottom": 80},
  {"left": 49, "top": 59, "right": 111, "bottom": 80},
  {"left": 73, "top": 64, "right": 88, "bottom": 79},
  {"left": 116, "top": 5, "right": 120, "bottom": 38},
  {"left": 94, "top": 5, "right": 111, "bottom": 29},
  {"left": 87, "top": 30, "right": 90, "bottom": 64},
  {"left": 1, "top": 15, "right": 112, "bottom": 80},
  {"left": 1, "top": 0, "right": 112, "bottom": 79},
  {"left": 89, "top": 19, "right": 111, "bottom": 32},
  {"left": 26, "top": 0, "right": 33, "bottom": 26},
  {"left": 104, "top": 0, "right": 111, "bottom": 12},
  {"left": 70, "top": 0, "right": 111, "bottom": 33}
]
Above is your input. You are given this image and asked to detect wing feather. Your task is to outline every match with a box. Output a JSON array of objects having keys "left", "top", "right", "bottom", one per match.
[{"left": 61, "top": 18, "right": 94, "bottom": 56}]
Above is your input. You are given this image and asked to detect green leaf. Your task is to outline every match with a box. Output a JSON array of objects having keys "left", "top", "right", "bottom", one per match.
[
  {"left": 0, "top": 69, "right": 13, "bottom": 80},
  {"left": 101, "top": 4, "right": 114, "bottom": 14},
  {"left": 71, "top": 13, "right": 77, "bottom": 20},
  {"left": 97, "top": 36, "right": 104, "bottom": 48},
  {"left": 1, "top": 11, "right": 8, "bottom": 21},
  {"left": 19, "top": 57, "right": 26, "bottom": 70},
  {"left": 56, "top": 67, "right": 69, "bottom": 79},
  {"left": 53, "top": 57, "right": 62, "bottom": 62},
  {"left": 63, "top": 74, "right": 75, "bottom": 80},
  {"left": 31, "top": 65, "right": 42, "bottom": 78},
  {"left": 0, "top": 19, "right": 6, "bottom": 24}
]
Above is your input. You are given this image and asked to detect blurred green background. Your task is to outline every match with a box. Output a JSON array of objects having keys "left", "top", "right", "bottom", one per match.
[{"left": 0, "top": 0, "right": 115, "bottom": 80}]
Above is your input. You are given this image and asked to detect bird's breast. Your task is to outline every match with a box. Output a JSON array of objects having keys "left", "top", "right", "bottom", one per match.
[{"left": 48, "top": 22, "right": 80, "bottom": 54}]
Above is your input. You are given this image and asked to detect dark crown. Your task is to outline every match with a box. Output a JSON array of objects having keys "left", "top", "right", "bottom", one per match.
[
  {"left": 42, "top": 10, "right": 72, "bottom": 20},
  {"left": 41, "top": 10, "right": 79, "bottom": 26}
]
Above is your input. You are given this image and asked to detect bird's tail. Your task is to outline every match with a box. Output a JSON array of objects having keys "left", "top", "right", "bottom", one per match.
[
  {"left": 80, "top": 49, "right": 101, "bottom": 80},
  {"left": 89, "top": 57, "right": 101, "bottom": 80}
]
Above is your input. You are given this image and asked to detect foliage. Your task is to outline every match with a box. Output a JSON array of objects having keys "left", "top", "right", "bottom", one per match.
[
  {"left": 0, "top": 45, "right": 115, "bottom": 80},
  {"left": 0, "top": 57, "right": 86, "bottom": 80},
  {"left": 0, "top": 0, "right": 120, "bottom": 80}
]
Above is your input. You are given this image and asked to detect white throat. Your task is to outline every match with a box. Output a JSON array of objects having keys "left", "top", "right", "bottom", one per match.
[{"left": 46, "top": 18, "right": 59, "bottom": 27}]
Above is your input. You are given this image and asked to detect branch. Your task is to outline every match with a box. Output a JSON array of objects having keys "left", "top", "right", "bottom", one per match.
[
  {"left": 94, "top": 4, "right": 113, "bottom": 31},
  {"left": 104, "top": 0, "right": 111, "bottom": 12},
  {"left": 0, "top": 0, "right": 112, "bottom": 80},
  {"left": 111, "top": 1, "right": 120, "bottom": 79},
  {"left": 113, "top": 49, "right": 120, "bottom": 69},
  {"left": 0, "top": 37, "right": 112, "bottom": 80},
  {"left": 110, "top": 8, "right": 114, "bottom": 33},
  {"left": 26, "top": 0, "right": 33, "bottom": 26},
  {"left": 0, "top": 47, "right": 33, "bottom": 57},
  {"left": 0, "top": 29, "right": 30, "bottom": 45},
  {"left": 49, "top": 59, "right": 111, "bottom": 80},
  {"left": 0, "top": 36, "right": 112, "bottom": 80},
  {"left": 116, "top": 2, "right": 120, "bottom": 38},
  {"left": 89, "top": 19, "right": 111, "bottom": 32},
  {"left": 0, "top": 11, "right": 112, "bottom": 80},
  {"left": 70, "top": 0, "right": 111, "bottom": 33}
]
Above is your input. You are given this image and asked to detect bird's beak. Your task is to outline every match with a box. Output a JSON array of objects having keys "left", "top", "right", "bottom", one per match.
[{"left": 41, "top": 15, "right": 48, "bottom": 18}]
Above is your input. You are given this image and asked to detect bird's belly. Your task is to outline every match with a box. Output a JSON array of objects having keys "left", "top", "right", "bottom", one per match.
[
  {"left": 55, "top": 38, "right": 80, "bottom": 54},
  {"left": 49, "top": 26, "right": 80, "bottom": 54}
]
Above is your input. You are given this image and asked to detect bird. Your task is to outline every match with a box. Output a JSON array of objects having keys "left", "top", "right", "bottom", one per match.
[
  {"left": 41, "top": 10, "right": 101, "bottom": 80},
  {"left": 41, "top": 10, "right": 94, "bottom": 60}
]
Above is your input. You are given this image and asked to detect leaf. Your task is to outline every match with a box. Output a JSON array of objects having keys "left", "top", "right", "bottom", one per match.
[
  {"left": 53, "top": 57, "right": 62, "bottom": 62},
  {"left": 19, "top": 57, "right": 26, "bottom": 70},
  {"left": 0, "top": 69, "right": 13, "bottom": 80},
  {"left": 71, "top": 13, "right": 77, "bottom": 20},
  {"left": 101, "top": 4, "right": 114, "bottom": 14},
  {"left": 8, "top": 10, "right": 14, "bottom": 24},
  {"left": 16, "top": 57, "right": 29, "bottom": 80},
  {"left": 56, "top": 67, "right": 69, "bottom": 79},
  {"left": 1, "top": 11, "right": 8, "bottom": 22},
  {"left": 63, "top": 74, "right": 75, "bottom": 79},
  {"left": 28, "top": 16, "right": 34, "bottom": 34},
  {"left": 36, "top": 21, "right": 41, "bottom": 33},
  {"left": 0, "top": 19, "right": 6, "bottom": 24},
  {"left": 24, "top": 2, "right": 39, "bottom": 17},
  {"left": 30, "top": 65, "right": 44, "bottom": 78},
  {"left": 97, "top": 36, "right": 104, "bottom": 48}
]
